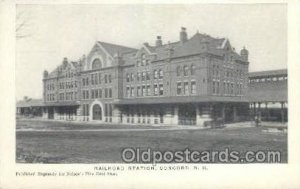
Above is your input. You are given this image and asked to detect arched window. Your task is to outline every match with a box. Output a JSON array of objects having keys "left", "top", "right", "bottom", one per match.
[
  {"left": 92, "top": 58, "right": 102, "bottom": 70},
  {"left": 191, "top": 64, "right": 195, "bottom": 75}
]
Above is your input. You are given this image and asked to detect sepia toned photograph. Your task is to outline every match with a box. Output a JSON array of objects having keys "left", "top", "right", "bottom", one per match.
[{"left": 15, "top": 4, "right": 287, "bottom": 164}]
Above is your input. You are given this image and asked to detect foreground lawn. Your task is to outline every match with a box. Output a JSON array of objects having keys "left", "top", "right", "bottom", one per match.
[{"left": 16, "top": 120, "right": 287, "bottom": 163}]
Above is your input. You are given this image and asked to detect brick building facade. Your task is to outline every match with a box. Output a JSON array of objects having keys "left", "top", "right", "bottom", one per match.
[{"left": 41, "top": 27, "right": 250, "bottom": 126}]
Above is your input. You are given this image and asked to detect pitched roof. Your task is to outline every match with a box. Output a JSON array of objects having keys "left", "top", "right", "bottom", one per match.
[
  {"left": 247, "top": 79, "right": 287, "bottom": 102},
  {"left": 140, "top": 32, "right": 245, "bottom": 62},
  {"left": 114, "top": 95, "right": 248, "bottom": 105},
  {"left": 16, "top": 98, "right": 44, "bottom": 107},
  {"left": 46, "top": 61, "right": 80, "bottom": 79},
  {"left": 98, "top": 41, "right": 137, "bottom": 56},
  {"left": 249, "top": 69, "right": 287, "bottom": 78}
]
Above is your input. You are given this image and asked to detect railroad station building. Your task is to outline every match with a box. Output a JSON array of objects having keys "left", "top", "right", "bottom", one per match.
[
  {"left": 39, "top": 27, "right": 250, "bottom": 126},
  {"left": 248, "top": 69, "right": 288, "bottom": 123}
]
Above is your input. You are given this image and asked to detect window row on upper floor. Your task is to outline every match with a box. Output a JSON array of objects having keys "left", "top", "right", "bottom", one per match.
[
  {"left": 136, "top": 53, "right": 150, "bottom": 67},
  {"left": 59, "top": 92, "right": 78, "bottom": 101},
  {"left": 82, "top": 73, "right": 112, "bottom": 86},
  {"left": 58, "top": 81, "right": 78, "bottom": 90},
  {"left": 64, "top": 71, "right": 77, "bottom": 78},
  {"left": 82, "top": 88, "right": 113, "bottom": 100},
  {"left": 46, "top": 93, "right": 55, "bottom": 101},
  {"left": 176, "top": 81, "right": 196, "bottom": 95},
  {"left": 176, "top": 64, "right": 196, "bottom": 77},
  {"left": 212, "top": 81, "right": 243, "bottom": 96},
  {"left": 46, "top": 83, "right": 55, "bottom": 91},
  {"left": 126, "top": 83, "right": 164, "bottom": 98},
  {"left": 126, "top": 69, "right": 164, "bottom": 83},
  {"left": 212, "top": 64, "right": 244, "bottom": 78}
]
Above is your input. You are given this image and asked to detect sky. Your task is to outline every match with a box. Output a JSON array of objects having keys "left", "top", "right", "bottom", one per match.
[{"left": 16, "top": 4, "right": 287, "bottom": 100}]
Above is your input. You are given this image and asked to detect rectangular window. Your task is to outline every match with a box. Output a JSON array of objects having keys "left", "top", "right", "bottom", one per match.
[
  {"left": 131, "top": 87, "right": 135, "bottom": 97},
  {"left": 213, "top": 81, "right": 216, "bottom": 94},
  {"left": 159, "top": 69, "right": 163, "bottom": 79},
  {"left": 142, "top": 72, "right": 146, "bottom": 81},
  {"left": 105, "top": 88, "right": 108, "bottom": 98},
  {"left": 159, "top": 84, "right": 163, "bottom": 95},
  {"left": 91, "top": 74, "right": 94, "bottom": 85},
  {"left": 191, "top": 81, "right": 196, "bottom": 94},
  {"left": 154, "top": 84, "right": 158, "bottom": 96},
  {"left": 108, "top": 74, "right": 112, "bottom": 83},
  {"left": 99, "top": 89, "right": 102, "bottom": 98},
  {"left": 146, "top": 72, "right": 150, "bottom": 80},
  {"left": 177, "top": 66, "right": 181, "bottom": 76},
  {"left": 83, "top": 104, "right": 86, "bottom": 116},
  {"left": 240, "top": 84, "right": 242, "bottom": 95},
  {"left": 137, "top": 86, "right": 141, "bottom": 97},
  {"left": 95, "top": 73, "right": 98, "bottom": 85},
  {"left": 109, "top": 88, "right": 112, "bottom": 98},
  {"left": 98, "top": 73, "right": 101, "bottom": 84},
  {"left": 131, "top": 73, "right": 134, "bottom": 82},
  {"left": 154, "top": 70, "right": 158, "bottom": 79},
  {"left": 147, "top": 85, "right": 151, "bottom": 96},
  {"left": 184, "top": 66, "right": 189, "bottom": 76},
  {"left": 184, "top": 82, "right": 189, "bottom": 95},
  {"left": 177, "top": 82, "right": 182, "bottom": 95},
  {"left": 126, "top": 86, "right": 130, "bottom": 97},
  {"left": 217, "top": 81, "right": 219, "bottom": 94},
  {"left": 226, "top": 83, "right": 229, "bottom": 95},
  {"left": 142, "top": 85, "right": 146, "bottom": 96},
  {"left": 104, "top": 75, "right": 107, "bottom": 83},
  {"left": 91, "top": 90, "right": 95, "bottom": 99}
]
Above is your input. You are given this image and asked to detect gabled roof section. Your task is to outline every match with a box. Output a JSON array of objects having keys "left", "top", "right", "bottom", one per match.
[
  {"left": 47, "top": 68, "right": 59, "bottom": 78},
  {"left": 140, "top": 32, "right": 243, "bottom": 62},
  {"left": 46, "top": 60, "right": 79, "bottom": 79},
  {"left": 97, "top": 41, "right": 137, "bottom": 57}
]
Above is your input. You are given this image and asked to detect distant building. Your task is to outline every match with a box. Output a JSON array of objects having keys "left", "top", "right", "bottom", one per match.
[
  {"left": 40, "top": 27, "right": 250, "bottom": 126},
  {"left": 16, "top": 97, "right": 44, "bottom": 117},
  {"left": 248, "top": 69, "right": 288, "bottom": 122}
]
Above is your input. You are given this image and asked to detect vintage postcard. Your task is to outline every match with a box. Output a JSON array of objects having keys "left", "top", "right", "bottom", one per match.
[{"left": 0, "top": 1, "right": 300, "bottom": 188}]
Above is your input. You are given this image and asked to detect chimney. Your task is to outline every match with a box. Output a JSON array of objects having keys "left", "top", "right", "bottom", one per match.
[
  {"left": 156, "top": 36, "right": 162, "bottom": 47},
  {"left": 43, "top": 70, "right": 48, "bottom": 78},
  {"left": 180, "top": 27, "right": 188, "bottom": 43},
  {"left": 63, "top": 57, "right": 68, "bottom": 67}
]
